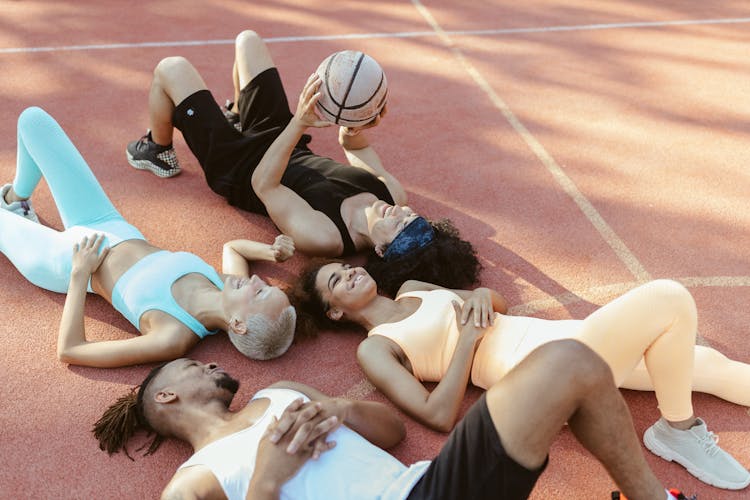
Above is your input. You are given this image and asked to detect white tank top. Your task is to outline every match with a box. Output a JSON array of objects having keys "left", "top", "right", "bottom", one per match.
[{"left": 178, "top": 387, "right": 429, "bottom": 500}]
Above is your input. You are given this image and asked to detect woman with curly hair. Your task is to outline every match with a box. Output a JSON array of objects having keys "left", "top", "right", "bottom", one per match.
[{"left": 289, "top": 261, "right": 750, "bottom": 490}]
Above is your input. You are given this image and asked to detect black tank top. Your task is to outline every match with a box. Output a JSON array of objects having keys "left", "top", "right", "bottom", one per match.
[{"left": 232, "top": 143, "right": 394, "bottom": 256}]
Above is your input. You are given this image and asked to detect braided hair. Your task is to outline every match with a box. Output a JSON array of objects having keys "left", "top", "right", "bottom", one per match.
[{"left": 92, "top": 363, "right": 166, "bottom": 460}]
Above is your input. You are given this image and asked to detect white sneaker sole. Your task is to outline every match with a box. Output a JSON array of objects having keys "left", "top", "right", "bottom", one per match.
[
  {"left": 126, "top": 150, "right": 181, "bottom": 178},
  {"left": 644, "top": 427, "right": 750, "bottom": 490}
]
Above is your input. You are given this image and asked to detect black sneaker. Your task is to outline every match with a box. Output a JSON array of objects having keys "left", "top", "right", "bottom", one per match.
[
  {"left": 126, "top": 131, "right": 181, "bottom": 178},
  {"left": 223, "top": 100, "right": 242, "bottom": 132}
]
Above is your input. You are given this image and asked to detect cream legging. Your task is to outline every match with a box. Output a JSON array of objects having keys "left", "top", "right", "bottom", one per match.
[
  {"left": 542, "top": 279, "right": 749, "bottom": 421},
  {"left": 496, "top": 279, "right": 750, "bottom": 421}
]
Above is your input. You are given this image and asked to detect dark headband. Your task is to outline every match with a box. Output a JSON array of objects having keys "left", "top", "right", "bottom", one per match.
[{"left": 382, "top": 217, "right": 435, "bottom": 261}]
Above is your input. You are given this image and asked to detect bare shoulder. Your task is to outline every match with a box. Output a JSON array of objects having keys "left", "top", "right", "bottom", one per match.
[
  {"left": 162, "top": 465, "right": 225, "bottom": 500},
  {"left": 357, "top": 335, "right": 402, "bottom": 363},
  {"left": 395, "top": 280, "right": 440, "bottom": 296}
]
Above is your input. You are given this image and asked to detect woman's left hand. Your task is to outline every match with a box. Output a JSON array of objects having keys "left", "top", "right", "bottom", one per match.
[
  {"left": 294, "top": 73, "right": 332, "bottom": 129},
  {"left": 460, "top": 287, "right": 494, "bottom": 328}
]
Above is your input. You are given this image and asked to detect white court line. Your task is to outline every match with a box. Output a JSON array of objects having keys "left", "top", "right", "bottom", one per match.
[
  {"left": 412, "top": 0, "right": 652, "bottom": 283},
  {"left": 2, "top": 17, "right": 750, "bottom": 54},
  {"left": 509, "top": 275, "right": 750, "bottom": 316}
]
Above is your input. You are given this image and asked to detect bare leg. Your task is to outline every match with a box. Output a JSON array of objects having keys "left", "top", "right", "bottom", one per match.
[
  {"left": 234, "top": 30, "right": 275, "bottom": 91},
  {"left": 486, "top": 340, "right": 665, "bottom": 500},
  {"left": 232, "top": 60, "right": 240, "bottom": 105},
  {"left": 147, "top": 56, "right": 209, "bottom": 146}
]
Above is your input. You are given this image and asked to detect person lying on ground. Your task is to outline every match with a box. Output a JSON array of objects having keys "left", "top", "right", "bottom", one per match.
[
  {"left": 95, "top": 342, "right": 697, "bottom": 500},
  {"left": 290, "top": 261, "right": 750, "bottom": 490},
  {"left": 0, "top": 107, "right": 295, "bottom": 368}
]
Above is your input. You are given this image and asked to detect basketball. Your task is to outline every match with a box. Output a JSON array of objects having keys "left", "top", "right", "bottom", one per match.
[{"left": 314, "top": 50, "right": 388, "bottom": 128}]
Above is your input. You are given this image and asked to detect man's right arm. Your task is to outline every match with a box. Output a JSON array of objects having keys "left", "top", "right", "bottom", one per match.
[{"left": 338, "top": 127, "right": 407, "bottom": 205}]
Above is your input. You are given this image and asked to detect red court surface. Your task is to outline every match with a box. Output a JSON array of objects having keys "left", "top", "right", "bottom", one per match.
[{"left": 1, "top": 1, "right": 749, "bottom": 498}]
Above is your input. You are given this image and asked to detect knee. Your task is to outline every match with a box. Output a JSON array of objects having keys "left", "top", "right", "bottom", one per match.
[
  {"left": 235, "top": 30, "right": 262, "bottom": 50},
  {"left": 19, "top": 106, "right": 52, "bottom": 130},
  {"left": 647, "top": 279, "right": 697, "bottom": 322},
  {"left": 153, "top": 56, "right": 192, "bottom": 81},
  {"left": 534, "top": 340, "right": 613, "bottom": 390}
]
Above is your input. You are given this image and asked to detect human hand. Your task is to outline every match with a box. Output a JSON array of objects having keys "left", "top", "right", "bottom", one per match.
[
  {"left": 294, "top": 73, "right": 333, "bottom": 129},
  {"left": 265, "top": 398, "right": 341, "bottom": 458},
  {"left": 270, "top": 235, "right": 295, "bottom": 262},
  {"left": 250, "top": 398, "right": 339, "bottom": 497},
  {"left": 452, "top": 300, "right": 487, "bottom": 346},
  {"left": 340, "top": 103, "right": 388, "bottom": 136},
  {"left": 460, "top": 288, "right": 494, "bottom": 328},
  {"left": 71, "top": 234, "right": 109, "bottom": 277}
]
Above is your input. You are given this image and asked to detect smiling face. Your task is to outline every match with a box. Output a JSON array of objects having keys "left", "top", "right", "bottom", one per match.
[
  {"left": 222, "top": 274, "right": 290, "bottom": 330},
  {"left": 365, "top": 200, "right": 420, "bottom": 255},
  {"left": 314, "top": 262, "right": 378, "bottom": 320}
]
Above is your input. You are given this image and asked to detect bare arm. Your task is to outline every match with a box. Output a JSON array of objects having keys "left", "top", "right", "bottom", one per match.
[
  {"left": 57, "top": 233, "right": 197, "bottom": 367},
  {"left": 250, "top": 75, "right": 343, "bottom": 256},
  {"left": 58, "top": 326, "right": 196, "bottom": 368},
  {"left": 356, "top": 320, "right": 482, "bottom": 433},
  {"left": 268, "top": 381, "right": 405, "bottom": 449},
  {"left": 338, "top": 125, "right": 407, "bottom": 205},
  {"left": 222, "top": 235, "right": 295, "bottom": 276}
]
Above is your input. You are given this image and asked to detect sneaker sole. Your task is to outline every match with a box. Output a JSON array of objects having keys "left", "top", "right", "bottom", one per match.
[
  {"left": 644, "top": 427, "right": 750, "bottom": 490},
  {"left": 126, "top": 151, "right": 181, "bottom": 178}
]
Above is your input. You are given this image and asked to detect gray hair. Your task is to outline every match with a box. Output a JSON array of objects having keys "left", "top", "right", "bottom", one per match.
[{"left": 227, "top": 306, "right": 297, "bottom": 360}]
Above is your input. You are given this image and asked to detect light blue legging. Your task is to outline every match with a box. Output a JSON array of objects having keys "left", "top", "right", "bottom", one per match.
[{"left": 0, "top": 107, "right": 144, "bottom": 293}]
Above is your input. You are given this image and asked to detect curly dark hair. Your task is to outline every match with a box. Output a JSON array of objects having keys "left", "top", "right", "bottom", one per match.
[
  {"left": 286, "top": 258, "right": 364, "bottom": 340},
  {"left": 366, "top": 218, "right": 482, "bottom": 296}
]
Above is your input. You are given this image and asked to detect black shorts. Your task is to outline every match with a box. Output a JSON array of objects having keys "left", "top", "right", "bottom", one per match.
[
  {"left": 407, "top": 394, "right": 547, "bottom": 500},
  {"left": 172, "top": 68, "right": 309, "bottom": 211}
]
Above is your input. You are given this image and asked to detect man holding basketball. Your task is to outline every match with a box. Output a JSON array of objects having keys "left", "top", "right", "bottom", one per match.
[{"left": 126, "top": 30, "right": 483, "bottom": 293}]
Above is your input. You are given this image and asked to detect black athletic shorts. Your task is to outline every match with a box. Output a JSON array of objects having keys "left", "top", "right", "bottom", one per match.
[
  {"left": 172, "top": 68, "right": 309, "bottom": 211},
  {"left": 407, "top": 394, "right": 547, "bottom": 500}
]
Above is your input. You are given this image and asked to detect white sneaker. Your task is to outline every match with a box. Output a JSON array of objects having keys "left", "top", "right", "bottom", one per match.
[
  {"left": 644, "top": 417, "right": 750, "bottom": 490},
  {"left": 0, "top": 183, "right": 39, "bottom": 222}
]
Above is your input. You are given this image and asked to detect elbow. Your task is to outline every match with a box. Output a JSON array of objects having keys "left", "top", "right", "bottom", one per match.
[
  {"left": 57, "top": 349, "right": 71, "bottom": 364},
  {"left": 56, "top": 346, "right": 78, "bottom": 365},
  {"left": 250, "top": 170, "right": 268, "bottom": 196}
]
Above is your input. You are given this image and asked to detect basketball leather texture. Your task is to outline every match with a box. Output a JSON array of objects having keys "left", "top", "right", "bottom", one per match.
[{"left": 315, "top": 50, "right": 388, "bottom": 127}]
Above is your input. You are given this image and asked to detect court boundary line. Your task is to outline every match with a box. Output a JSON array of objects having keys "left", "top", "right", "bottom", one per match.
[
  {"left": 2, "top": 16, "right": 750, "bottom": 54},
  {"left": 412, "top": 0, "right": 652, "bottom": 283}
]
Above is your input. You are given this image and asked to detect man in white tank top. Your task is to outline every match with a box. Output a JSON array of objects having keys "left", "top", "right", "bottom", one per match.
[{"left": 95, "top": 340, "right": 694, "bottom": 500}]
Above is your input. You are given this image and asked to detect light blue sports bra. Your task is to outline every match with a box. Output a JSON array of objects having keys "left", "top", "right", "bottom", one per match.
[{"left": 111, "top": 251, "right": 223, "bottom": 338}]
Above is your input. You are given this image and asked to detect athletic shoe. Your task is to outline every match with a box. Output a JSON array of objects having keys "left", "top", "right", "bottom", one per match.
[
  {"left": 126, "top": 131, "right": 181, "bottom": 178},
  {"left": 644, "top": 417, "right": 750, "bottom": 490},
  {"left": 0, "top": 183, "right": 39, "bottom": 222},
  {"left": 223, "top": 99, "right": 242, "bottom": 132}
]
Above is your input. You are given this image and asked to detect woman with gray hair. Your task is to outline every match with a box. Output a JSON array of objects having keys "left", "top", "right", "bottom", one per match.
[{"left": 0, "top": 107, "right": 296, "bottom": 367}]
